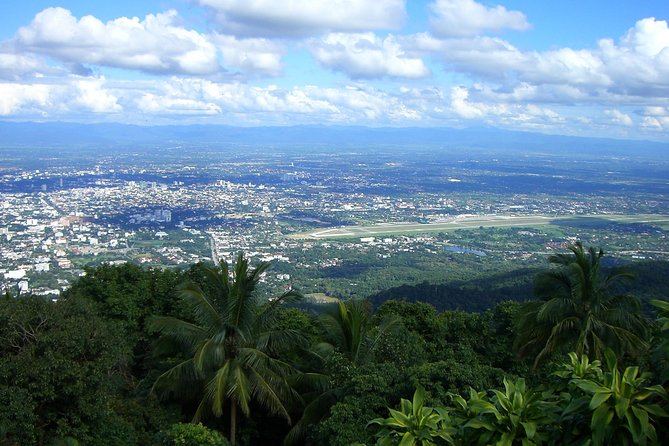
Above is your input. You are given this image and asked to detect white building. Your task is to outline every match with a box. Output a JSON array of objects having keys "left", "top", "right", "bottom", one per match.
[{"left": 4, "top": 269, "right": 26, "bottom": 280}]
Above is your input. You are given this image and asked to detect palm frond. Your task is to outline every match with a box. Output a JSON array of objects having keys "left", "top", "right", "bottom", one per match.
[
  {"left": 283, "top": 388, "right": 341, "bottom": 445},
  {"left": 151, "top": 358, "right": 199, "bottom": 400},
  {"left": 364, "top": 314, "right": 401, "bottom": 364},
  {"left": 255, "top": 328, "right": 307, "bottom": 355},
  {"left": 230, "top": 364, "right": 252, "bottom": 417},
  {"left": 193, "top": 396, "right": 210, "bottom": 423},
  {"left": 149, "top": 316, "right": 206, "bottom": 342},
  {"left": 210, "top": 360, "right": 233, "bottom": 417},
  {"left": 177, "top": 282, "right": 222, "bottom": 328},
  {"left": 201, "top": 262, "right": 229, "bottom": 305},
  {"left": 533, "top": 316, "right": 581, "bottom": 369},
  {"left": 254, "top": 289, "right": 304, "bottom": 333},
  {"left": 239, "top": 347, "right": 296, "bottom": 379},
  {"left": 194, "top": 337, "right": 226, "bottom": 374},
  {"left": 247, "top": 366, "right": 292, "bottom": 422},
  {"left": 534, "top": 270, "right": 572, "bottom": 300},
  {"left": 536, "top": 297, "right": 574, "bottom": 323}
]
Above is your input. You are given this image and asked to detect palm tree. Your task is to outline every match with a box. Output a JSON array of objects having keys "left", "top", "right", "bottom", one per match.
[
  {"left": 514, "top": 242, "right": 647, "bottom": 369},
  {"left": 150, "top": 253, "right": 303, "bottom": 445},
  {"left": 284, "top": 299, "right": 399, "bottom": 444},
  {"left": 318, "top": 299, "right": 397, "bottom": 366}
]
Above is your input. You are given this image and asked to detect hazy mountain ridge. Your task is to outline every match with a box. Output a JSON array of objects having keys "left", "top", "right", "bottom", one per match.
[{"left": 1, "top": 121, "right": 668, "bottom": 157}]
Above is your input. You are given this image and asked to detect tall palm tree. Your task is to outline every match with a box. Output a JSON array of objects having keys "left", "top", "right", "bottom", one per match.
[
  {"left": 150, "top": 253, "right": 303, "bottom": 445},
  {"left": 284, "top": 299, "right": 399, "bottom": 444},
  {"left": 318, "top": 299, "right": 397, "bottom": 366},
  {"left": 514, "top": 242, "right": 647, "bottom": 369}
]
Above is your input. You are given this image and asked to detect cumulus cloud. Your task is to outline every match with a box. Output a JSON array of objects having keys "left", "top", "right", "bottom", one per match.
[
  {"left": 605, "top": 109, "right": 633, "bottom": 126},
  {"left": 404, "top": 33, "right": 526, "bottom": 77},
  {"left": 0, "top": 83, "right": 53, "bottom": 115},
  {"left": 0, "top": 77, "right": 124, "bottom": 117},
  {"left": 0, "top": 52, "right": 52, "bottom": 80},
  {"left": 196, "top": 0, "right": 406, "bottom": 37},
  {"left": 74, "top": 79, "right": 122, "bottom": 113},
  {"left": 640, "top": 106, "right": 669, "bottom": 130},
  {"left": 450, "top": 85, "right": 565, "bottom": 129},
  {"left": 429, "top": 0, "right": 530, "bottom": 37},
  {"left": 14, "top": 7, "right": 219, "bottom": 75},
  {"left": 309, "top": 33, "right": 429, "bottom": 79},
  {"left": 414, "top": 17, "right": 669, "bottom": 105},
  {"left": 212, "top": 34, "right": 284, "bottom": 75},
  {"left": 105, "top": 77, "right": 423, "bottom": 124},
  {"left": 134, "top": 78, "right": 374, "bottom": 120},
  {"left": 450, "top": 85, "right": 485, "bottom": 118}
]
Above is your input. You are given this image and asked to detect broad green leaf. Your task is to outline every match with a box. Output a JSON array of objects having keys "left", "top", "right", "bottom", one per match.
[
  {"left": 640, "top": 403, "right": 669, "bottom": 418},
  {"left": 521, "top": 421, "right": 537, "bottom": 439},
  {"left": 464, "top": 419, "right": 495, "bottom": 431},
  {"left": 413, "top": 387, "right": 425, "bottom": 416},
  {"left": 388, "top": 408, "right": 412, "bottom": 428},
  {"left": 576, "top": 380, "right": 609, "bottom": 395},
  {"left": 614, "top": 397, "right": 630, "bottom": 419},
  {"left": 591, "top": 405, "right": 613, "bottom": 446},
  {"left": 631, "top": 406, "right": 649, "bottom": 443},
  {"left": 499, "top": 431, "right": 515, "bottom": 446},
  {"left": 399, "top": 431, "right": 416, "bottom": 446}
]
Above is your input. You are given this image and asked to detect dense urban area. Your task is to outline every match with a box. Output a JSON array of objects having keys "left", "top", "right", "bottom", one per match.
[{"left": 2, "top": 143, "right": 669, "bottom": 299}]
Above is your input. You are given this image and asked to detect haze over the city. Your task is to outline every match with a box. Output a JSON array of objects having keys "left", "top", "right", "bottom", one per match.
[{"left": 1, "top": 0, "right": 669, "bottom": 140}]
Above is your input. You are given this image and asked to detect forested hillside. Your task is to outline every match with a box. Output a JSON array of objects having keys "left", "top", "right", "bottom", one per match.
[{"left": 1, "top": 246, "right": 667, "bottom": 445}]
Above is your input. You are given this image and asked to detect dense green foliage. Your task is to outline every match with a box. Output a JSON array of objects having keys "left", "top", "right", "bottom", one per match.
[
  {"left": 0, "top": 295, "right": 134, "bottom": 444},
  {"left": 0, "top": 244, "right": 667, "bottom": 445},
  {"left": 369, "top": 351, "right": 669, "bottom": 446}
]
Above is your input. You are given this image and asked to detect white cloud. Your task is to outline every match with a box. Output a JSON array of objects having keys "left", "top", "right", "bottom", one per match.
[
  {"left": 643, "top": 106, "right": 668, "bottom": 116},
  {"left": 212, "top": 34, "right": 284, "bottom": 75},
  {"left": 120, "top": 77, "right": 424, "bottom": 124},
  {"left": 0, "top": 83, "right": 53, "bottom": 115},
  {"left": 0, "top": 77, "right": 124, "bottom": 117},
  {"left": 605, "top": 109, "right": 633, "bottom": 126},
  {"left": 196, "top": 0, "right": 406, "bottom": 37},
  {"left": 74, "top": 79, "right": 122, "bottom": 113},
  {"left": 641, "top": 116, "right": 669, "bottom": 130},
  {"left": 429, "top": 0, "right": 530, "bottom": 37},
  {"left": 405, "top": 33, "right": 526, "bottom": 77},
  {"left": 415, "top": 17, "right": 669, "bottom": 106},
  {"left": 0, "top": 52, "right": 52, "bottom": 80},
  {"left": 309, "top": 33, "right": 429, "bottom": 79},
  {"left": 450, "top": 85, "right": 565, "bottom": 129},
  {"left": 640, "top": 105, "right": 669, "bottom": 130},
  {"left": 620, "top": 17, "right": 669, "bottom": 57},
  {"left": 137, "top": 93, "right": 222, "bottom": 115},
  {"left": 14, "top": 7, "right": 219, "bottom": 75},
  {"left": 451, "top": 86, "right": 485, "bottom": 118}
]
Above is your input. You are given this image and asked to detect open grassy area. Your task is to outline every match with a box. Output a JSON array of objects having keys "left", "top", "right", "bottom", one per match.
[{"left": 289, "top": 214, "right": 669, "bottom": 240}]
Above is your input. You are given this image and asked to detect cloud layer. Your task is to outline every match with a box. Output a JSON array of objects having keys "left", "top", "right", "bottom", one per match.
[
  {"left": 309, "top": 33, "right": 430, "bottom": 79},
  {"left": 429, "top": 0, "right": 530, "bottom": 37},
  {"left": 197, "top": 0, "right": 406, "bottom": 37},
  {"left": 0, "top": 1, "right": 668, "bottom": 139}
]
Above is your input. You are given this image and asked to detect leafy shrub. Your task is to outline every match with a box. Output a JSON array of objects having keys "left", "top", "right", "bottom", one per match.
[
  {"left": 156, "top": 423, "right": 230, "bottom": 446},
  {"left": 369, "top": 352, "right": 669, "bottom": 446}
]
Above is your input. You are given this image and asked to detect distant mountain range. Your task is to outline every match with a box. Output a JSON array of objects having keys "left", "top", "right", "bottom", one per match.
[{"left": 1, "top": 121, "right": 667, "bottom": 157}]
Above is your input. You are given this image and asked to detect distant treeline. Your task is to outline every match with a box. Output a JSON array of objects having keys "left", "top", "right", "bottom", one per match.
[{"left": 367, "top": 260, "right": 669, "bottom": 313}]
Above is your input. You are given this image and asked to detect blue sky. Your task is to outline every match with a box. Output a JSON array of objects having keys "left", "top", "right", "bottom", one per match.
[{"left": 1, "top": 0, "right": 668, "bottom": 140}]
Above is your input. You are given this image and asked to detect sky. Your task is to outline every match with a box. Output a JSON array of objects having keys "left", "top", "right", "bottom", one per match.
[{"left": 1, "top": 0, "right": 669, "bottom": 140}]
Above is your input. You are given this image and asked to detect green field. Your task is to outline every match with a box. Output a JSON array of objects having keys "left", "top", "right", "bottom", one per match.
[{"left": 289, "top": 214, "right": 669, "bottom": 240}]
